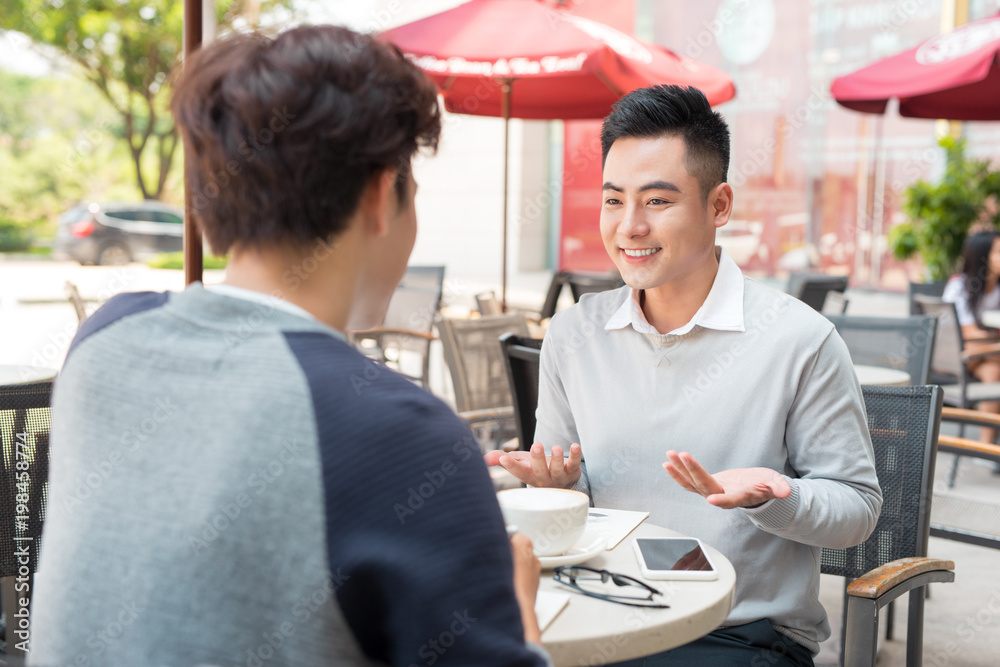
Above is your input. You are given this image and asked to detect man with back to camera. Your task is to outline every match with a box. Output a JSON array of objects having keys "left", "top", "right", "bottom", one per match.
[
  {"left": 487, "top": 85, "right": 882, "bottom": 666},
  {"left": 29, "top": 25, "right": 552, "bottom": 666}
]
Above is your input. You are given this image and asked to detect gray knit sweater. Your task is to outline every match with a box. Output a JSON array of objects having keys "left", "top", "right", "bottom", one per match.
[
  {"left": 536, "top": 276, "right": 882, "bottom": 654},
  {"left": 29, "top": 284, "right": 550, "bottom": 666}
]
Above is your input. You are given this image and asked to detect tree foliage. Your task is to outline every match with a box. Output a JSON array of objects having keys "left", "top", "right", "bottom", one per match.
[
  {"left": 888, "top": 137, "right": 1000, "bottom": 282},
  {"left": 0, "top": 0, "right": 285, "bottom": 200}
]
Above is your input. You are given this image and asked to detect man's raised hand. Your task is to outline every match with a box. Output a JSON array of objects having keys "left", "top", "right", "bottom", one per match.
[
  {"left": 484, "top": 442, "right": 583, "bottom": 489},
  {"left": 663, "top": 450, "right": 791, "bottom": 509}
]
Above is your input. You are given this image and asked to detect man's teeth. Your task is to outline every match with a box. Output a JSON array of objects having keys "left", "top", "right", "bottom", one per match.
[{"left": 623, "top": 248, "right": 661, "bottom": 257}]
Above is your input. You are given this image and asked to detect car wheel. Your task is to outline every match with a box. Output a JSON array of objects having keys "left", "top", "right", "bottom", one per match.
[{"left": 96, "top": 243, "right": 131, "bottom": 266}]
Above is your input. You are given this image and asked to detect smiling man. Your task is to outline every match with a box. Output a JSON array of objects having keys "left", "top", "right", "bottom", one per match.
[{"left": 487, "top": 85, "right": 882, "bottom": 665}]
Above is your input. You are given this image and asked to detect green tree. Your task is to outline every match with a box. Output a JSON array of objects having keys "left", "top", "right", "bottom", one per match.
[
  {"left": 0, "top": 0, "right": 284, "bottom": 200},
  {"left": 889, "top": 137, "right": 1000, "bottom": 282}
]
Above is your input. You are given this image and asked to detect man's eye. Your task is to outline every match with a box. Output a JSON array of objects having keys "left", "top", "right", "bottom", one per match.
[
  {"left": 604, "top": 198, "right": 621, "bottom": 205},
  {"left": 649, "top": 198, "right": 670, "bottom": 205}
]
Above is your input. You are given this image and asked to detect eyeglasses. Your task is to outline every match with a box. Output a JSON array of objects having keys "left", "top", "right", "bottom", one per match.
[{"left": 552, "top": 565, "right": 670, "bottom": 608}]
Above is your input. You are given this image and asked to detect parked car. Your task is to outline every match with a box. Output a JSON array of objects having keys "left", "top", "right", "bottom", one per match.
[{"left": 53, "top": 201, "right": 185, "bottom": 265}]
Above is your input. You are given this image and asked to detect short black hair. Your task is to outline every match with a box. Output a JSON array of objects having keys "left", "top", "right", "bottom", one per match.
[
  {"left": 171, "top": 25, "right": 441, "bottom": 255},
  {"left": 600, "top": 85, "right": 729, "bottom": 199}
]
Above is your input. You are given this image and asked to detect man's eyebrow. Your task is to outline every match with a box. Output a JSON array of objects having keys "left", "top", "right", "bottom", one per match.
[
  {"left": 640, "top": 180, "right": 681, "bottom": 193},
  {"left": 601, "top": 180, "right": 682, "bottom": 193}
]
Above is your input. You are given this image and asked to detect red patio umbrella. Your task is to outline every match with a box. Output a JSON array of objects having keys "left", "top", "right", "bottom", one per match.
[
  {"left": 380, "top": 0, "right": 735, "bottom": 307},
  {"left": 830, "top": 13, "right": 1000, "bottom": 120}
]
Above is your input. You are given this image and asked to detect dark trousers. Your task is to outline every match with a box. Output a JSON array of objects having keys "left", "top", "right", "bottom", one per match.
[{"left": 609, "top": 619, "right": 815, "bottom": 667}]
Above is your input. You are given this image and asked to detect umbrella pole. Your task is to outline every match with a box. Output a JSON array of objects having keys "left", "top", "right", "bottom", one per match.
[
  {"left": 183, "top": 0, "right": 204, "bottom": 286},
  {"left": 501, "top": 79, "right": 511, "bottom": 312}
]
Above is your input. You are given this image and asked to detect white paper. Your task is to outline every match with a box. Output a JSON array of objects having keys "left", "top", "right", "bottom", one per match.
[
  {"left": 535, "top": 590, "right": 571, "bottom": 633},
  {"left": 586, "top": 507, "right": 649, "bottom": 549}
]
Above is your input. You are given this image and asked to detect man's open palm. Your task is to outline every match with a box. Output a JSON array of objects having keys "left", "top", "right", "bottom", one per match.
[{"left": 663, "top": 450, "right": 791, "bottom": 509}]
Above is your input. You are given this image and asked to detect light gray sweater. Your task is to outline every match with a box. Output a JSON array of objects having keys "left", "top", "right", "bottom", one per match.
[{"left": 535, "top": 277, "right": 882, "bottom": 654}]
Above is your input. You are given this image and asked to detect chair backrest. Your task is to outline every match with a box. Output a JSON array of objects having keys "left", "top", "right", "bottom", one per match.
[
  {"left": 64, "top": 280, "right": 88, "bottom": 323},
  {"left": 499, "top": 334, "right": 544, "bottom": 450},
  {"left": 821, "top": 385, "right": 943, "bottom": 581},
  {"left": 907, "top": 281, "right": 947, "bottom": 316},
  {"left": 820, "top": 290, "right": 849, "bottom": 315},
  {"left": 539, "top": 271, "right": 624, "bottom": 320},
  {"left": 911, "top": 295, "right": 966, "bottom": 381},
  {"left": 825, "top": 315, "right": 937, "bottom": 385},
  {"left": 438, "top": 314, "right": 531, "bottom": 413},
  {"left": 0, "top": 381, "right": 52, "bottom": 578},
  {"left": 379, "top": 266, "right": 446, "bottom": 355},
  {"left": 475, "top": 291, "right": 503, "bottom": 317},
  {"left": 787, "top": 273, "right": 849, "bottom": 311}
]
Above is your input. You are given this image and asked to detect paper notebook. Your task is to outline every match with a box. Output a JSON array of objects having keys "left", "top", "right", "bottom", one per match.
[
  {"left": 586, "top": 507, "right": 649, "bottom": 549},
  {"left": 535, "top": 590, "right": 571, "bottom": 632}
]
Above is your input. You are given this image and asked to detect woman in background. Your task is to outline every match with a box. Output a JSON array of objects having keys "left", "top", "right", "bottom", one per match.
[{"left": 943, "top": 230, "right": 1000, "bottom": 443}]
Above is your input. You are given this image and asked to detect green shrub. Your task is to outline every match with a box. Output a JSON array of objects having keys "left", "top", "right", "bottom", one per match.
[
  {"left": 147, "top": 251, "right": 228, "bottom": 270},
  {"left": 889, "top": 137, "right": 1000, "bottom": 281},
  {"left": 0, "top": 219, "right": 34, "bottom": 252}
]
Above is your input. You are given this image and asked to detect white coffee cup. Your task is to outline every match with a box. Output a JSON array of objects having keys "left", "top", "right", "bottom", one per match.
[{"left": 497, "top": 488, "right": 589, "bottom": 556}]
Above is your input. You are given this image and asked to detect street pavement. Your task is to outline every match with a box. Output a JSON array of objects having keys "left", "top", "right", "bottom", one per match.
[{"left": 1, "top": 257, "right": 998, "bottom": 665}]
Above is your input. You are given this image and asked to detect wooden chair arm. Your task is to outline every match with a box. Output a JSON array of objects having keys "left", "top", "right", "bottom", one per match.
[
  {"left": 847, "top": 557, "right": 955, "bottom": 599},
  {"left": 350, "top": 327, "right": 438, "bottom": 341},
  {"left": 459, "top": 406, "right": 514, "bottom": 425},
  {"left": 938, "top": 434, "right": 1000, "bottom": 462},
  {"left": 961, "top": 341, "right": 1000, "bottom": 362},
  {"left": 941, "top": 406, "right": 1000, "bottom": 428}
]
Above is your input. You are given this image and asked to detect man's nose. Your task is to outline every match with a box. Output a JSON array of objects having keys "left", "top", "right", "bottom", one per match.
[{"left": 620, "top": 206, "right": 650, "bottom": 238}]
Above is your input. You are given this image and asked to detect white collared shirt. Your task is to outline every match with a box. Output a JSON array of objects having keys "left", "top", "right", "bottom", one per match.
[{"left": 604, "top": 247, "right": 746, "bottom": 336}]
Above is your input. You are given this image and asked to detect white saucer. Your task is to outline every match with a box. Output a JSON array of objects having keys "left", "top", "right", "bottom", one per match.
[{"left": 538, "top": 532, "right": 607, "bottom": 569}]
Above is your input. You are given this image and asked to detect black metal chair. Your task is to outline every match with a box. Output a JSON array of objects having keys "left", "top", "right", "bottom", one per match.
[
  {"left": 932, "top": 407, "right": 1000, "bottom": 551},
  {"left": 0, "top": 381, "right": 53, "bottom": 660},
  {"left": 538, "top": 270, "right": 624, "bottom": 321},
  {"left": 786, "top": 273, "right": 849, "bottom": 312},
  {"left": 350, "top": 265, "right": 445, "bottom": 388},
  {"left": 438, "top": 314, "right": 531, "bottom": 451},
  {"left": 907, "top": 281, "right": 947, "bottom": 316},
  {"left": 499, "top": 334, "right": 544, "bottom": 451},
  {"left": 822, "top": 385, "right": 954, "bottom": 667},
  {"left": 912, "top": 295, "right": 1000, "bottom": 485},
  {"left": 825, "top": 315, "right": 937, "bottom": 385}
]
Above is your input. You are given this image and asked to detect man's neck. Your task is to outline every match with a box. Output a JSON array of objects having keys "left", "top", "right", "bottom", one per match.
[
  {"left": 222, "top": 241, "right": 356, "bottom": 332},
  {"left": 639, "top": 251, "right": 720, "bottom": 334}
]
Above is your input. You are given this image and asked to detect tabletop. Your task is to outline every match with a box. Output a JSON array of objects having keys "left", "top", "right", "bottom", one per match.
[
  {"left": 982, "top": 310, "right": 1000, "bottom": 329},
  {"left": 0, "top": 365, "right": 58, "bottom": 386},
  {"left": 853, "top": 364, "right": 910, "bottom": 387},
  {"left": 539, "top": 522, "right": 736, "bottom": 666}
]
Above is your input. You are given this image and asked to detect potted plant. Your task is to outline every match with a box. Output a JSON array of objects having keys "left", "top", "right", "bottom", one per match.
[{"left": 889, "top": 136, "right": 1000, "bottom": 282}]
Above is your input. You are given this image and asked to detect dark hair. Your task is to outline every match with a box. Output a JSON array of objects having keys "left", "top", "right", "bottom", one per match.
[
  {"left": 171, "top": 25, "right": 441, "bottom": 255},
  {"left": 962, "top": 231, "right": 999, "bottom": 320},
  {"left": 600, "top": 85, "right": 729, "bottom": 199}
]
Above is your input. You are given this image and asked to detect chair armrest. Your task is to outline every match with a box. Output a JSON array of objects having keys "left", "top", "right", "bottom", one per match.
[
  {"left": 961, "top": 341, "right": 1000, "bottom": 362},
  {"left": 350, "top": 327, "right": 438, "bottom": 341},
  {"left": 459, "top": 406, "right": 514, "bottom": 425},
  {"left": 938, "top": 434, "right": 1000, "bottom": 463},
  {"left": 942, "top": 406, "right": 1000, "bottom": 428},
  {"left": 847, "top": 557, "right": 955, "bottom": 599}
]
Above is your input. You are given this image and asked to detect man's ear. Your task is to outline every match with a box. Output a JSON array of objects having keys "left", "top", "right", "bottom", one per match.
[
  {"left": 360, "top": 167, "right": 398, "bottom": 238},
  {"left": 710, "top": 182, "right": 734, "bottom": 229}
]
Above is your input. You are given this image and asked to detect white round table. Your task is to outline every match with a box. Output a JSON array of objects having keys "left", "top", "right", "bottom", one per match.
[
  {"left": 0, "top": 365, "right": 58, "bottom": 385},
  {"left": 853, "top": 364, "right": 910, "bottom": 387},
  {"left": 540, "top": 522, "right": 736, "bottom": 665},
  {"left": 982, "top": 310, "right": 1000, "bottom": 328}
]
